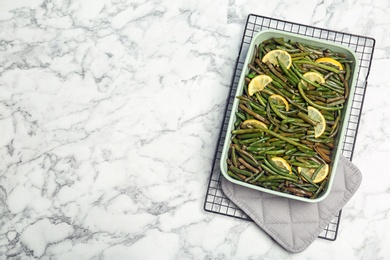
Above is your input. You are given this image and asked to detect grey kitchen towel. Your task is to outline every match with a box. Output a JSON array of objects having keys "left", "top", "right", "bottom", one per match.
[{"left": 221, "top": 155, "right": 362, "bottom": 253}]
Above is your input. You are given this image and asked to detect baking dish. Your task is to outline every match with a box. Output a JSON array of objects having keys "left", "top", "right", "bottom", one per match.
[{"left": 220, "top": 29, "right": 358, "bottom": 202}]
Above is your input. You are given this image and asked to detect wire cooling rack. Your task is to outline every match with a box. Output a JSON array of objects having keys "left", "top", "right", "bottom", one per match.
[{"left": 204, "top": 14, "right": 375, "bottom": 241}]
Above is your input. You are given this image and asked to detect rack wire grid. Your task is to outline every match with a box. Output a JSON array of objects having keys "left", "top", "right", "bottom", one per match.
[{"left": 204, "top": 14, "right": 375, "bottom": 241}]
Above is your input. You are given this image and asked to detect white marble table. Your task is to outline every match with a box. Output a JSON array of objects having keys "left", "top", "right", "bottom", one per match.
[{"left": 0, "top": 0, "right": 389, "bottom": 259}]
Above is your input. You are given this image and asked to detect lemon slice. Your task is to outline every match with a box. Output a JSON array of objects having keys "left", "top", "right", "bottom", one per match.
[
  {"left": 248, "top": 75, "right": 273, "bottom": 96},
  {"left": 262, "top": 50, "right": 292, "bottom": 69},
  {"left": 241, "top": 119, "right": 268, "bottom": 129},
  {"left": 271, "top": 157, "right": 292, "bottom": 174},
  {"left": 270, "top": 94, "right": 290, "bottom": 111},
  {"left": 298, "top": 164, "right": 329, "bottom": 183},
  {"left": 301, "top": 71, "right": 325, "bottom": 87},
  {"left": 307, "top": 106, "right": 326, "bottom": 138},
  {"left": 315, "top": 57, "right": 343, "bottom": 70}
]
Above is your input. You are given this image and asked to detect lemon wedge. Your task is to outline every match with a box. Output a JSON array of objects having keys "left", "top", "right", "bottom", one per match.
[
  {"left": 248, "top": 75, "right": 273, "bottom": 96},
  {"left": 262, "top": 50, "right": 292, "bottom": 69},
  {"left": 271, "top": 157, "right": 292, "bottom": 174},
  {"left": 307, "top": 106, "right": 326, "bottom": 138},
  {"left": 270, "top": 94, "right": 290, "bottom": 111},
  {"left": 241, "top": 119, "right": 268, "bottom": 129},
  {"left": 298, "top": 164, "right": 329, "bottom": 183},
  {"left": 315, "top": 57, "right": 343, "bottom": 70}
]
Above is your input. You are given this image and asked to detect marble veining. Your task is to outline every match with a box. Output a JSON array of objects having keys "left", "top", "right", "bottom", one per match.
[{"left": 0, "top": 0, "right": 389, "bottom": 259}]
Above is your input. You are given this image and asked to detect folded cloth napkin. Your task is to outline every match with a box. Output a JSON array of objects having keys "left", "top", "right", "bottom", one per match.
[{"left": 221, "top": 155, "right": 362, "bottom": 253}]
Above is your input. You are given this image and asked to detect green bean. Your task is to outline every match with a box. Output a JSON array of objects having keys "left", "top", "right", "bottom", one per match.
[
  {"left": 268, "top": 96, "right": 287, "bottom": 120},
  {"left": 263, "top": 158, "right": 283, "bottom": 173},
  {"left": 291, "top": 52, "right": 311, "bottom": 57},
  {"left": 247, "top": 72, "right": 256, "bottom": 79},
  {"left": 250, "top": 143, "right": 274, "bottom": 148},
  {"left": 255, "top": 92, "right": 267, "bottom": 107},
  {"left": 291, "top": 162, "right": 320, "bottom": 168},
  {"left": 344, "top": 63, "right": 351, "bottom": 81},
  {"left": 272, "top": 37, "right": 294, "bottom": 49},
  {"left": 265, "top": 68, "right": 288, "bottom": 87},
  {"left": 235, "top": 112, "right": 246, "bottom": 121},
  {"left": 264, "top": 150, "right": 286, "bottom": 155},
  {"left": 229, "top": 165, "right": 252, "bottom": 177},
  {"left": 265, "top": 61, "right": 287, "bottom": 82},
  {"left": 311, "top": 164, "right": 325, "bottom": 181},
  {"left": 278, "top": 57, "right": 299, "bottom": 85},
  {"left": 249, "top": 63, "right": 263, "bottom": 76},
  {"left": 305, "top": 66, "right": 328, "bottom": 76},
  {"left": 295, "top": 156, "right": 314, "bottom": 165},
  {"left": 264, "top": 129, "right": 312, "bottom": 151},
  {"left": 228, "top": 170, "right": 245, "bottom": 180},
  {"left": 285, "top": 186, "right": 313, "bottom": 197},
  {"left": 338, "top": 73, "right": 349, "bottom": 99},
  {"left": 261, "top": 163, "right": 278, "bottom": 175},
  {"left": 285, "top": 147, "right": 298, "bottom": 155},
  {"left": 297, "top": 112, "right": 319, "bottom": 126},
  {"left": 249, "top": 171, "right": 265, "bottom": 183},
  {"left": 261, "top": 88, "right": 274, "bottom": 97},
  {"left": 238, "top": 158, "right": 259, "bottom": 174},
  {"left": 292, "top": 68, "right": 325, "bottom": 90},
  {"left": 253, "top": 155, "right": 266, "bottom": 160},
  {"left": 257, "top": 173, "right": 298, "bottom": 183},
  {"left": 226, "top": 158, "right": 233, "bottom": 166},
  {"left": 233, "top": 144, "right": 259, "bottom": 166},
  {"left": 258, "top": 44, "right": 265, "bottom": 60},
  {"left": 239, "top": 104, "right": 270, "bottom": 124},
  {"left": 268, "top": 140, "right": 288, "bottom": 147},
  {"left": 281, "top": 118, "right": 304, "bottom": 125},
  {"left": 241, "top": 154, "right": 261, "bottom": 169},
  {"left": 326, "top": 96, "right": 344, "bottom": 104},
  {"left": 329, "top": 116, "right": 340, "bottom": 135},
  {"left": 232, "top": 129, "right": 261, "bottom": 134},
  {"left": 310, "top": 178, "right": 327, "bottom": 199},
  {"left": 298, "top": 82, "right": 344, "bottom": 111},
  {"left": 247, "top": 127, "right": 311, "bottom": 151},
  {"left": 259, "top": 182, "right": 284, "bottom": 187},
  {"left": 295, "top": 43, "right": 315, "bottom": 59},
  {"left": 329, "top": 77, "right": 344, "bottom": 87},
  {"left": 335, "top": 58, "right": 353, "bottom": 63},
  {"left": 266, "top": 85, "right": 307, "bottom": 112},
  {"left": 246, "top": 146, "right": 275, "bottom": 152},
  {"left": 238, "top": 137, "right": 260, "bottom": 145},
  {"left": 324, "top": 49, "right": 347, "bottom": 58},
  {"left": 315, "top": 147, "right": 332, "bottom": 163},
  {"left": 306, "top": 137, "right": 334, "bottom": 143},
  {"left": 276, "top": 46, "right": 301, "bottom": 53},
  {"left": 299, "top": 172, "right": 320, "bottom": 188},
  {"left": 294, "top": 60, "right": 340, "bottom": 74},
  {"left": 236, "top": 133, "right": 264, "bottom": 139},
  {"left": 326, "top": 99, "right": 346, "bottom": 107},
  {"left": 266, "top": 104, "right": 306, "bottom": 133},
  {"left": 249, "top": 136, "right": 271, "bottom": 146},
  {"left": 321, "top": 84, "right": 344, "bottom": 96},
  {"left": 294, "top": 183, "right": 318, "bottom": 192},
  {"left": 236, "top": 96, "right": 262, "bottom": 107},
  {"left": 250, "top": 45, "right": 258, "bottom": 65},
  {"left": 326, "top": 80, "right": 344, "bottom": 90},
  {"left": 246, "top": 170, "right": 264, "bottom": 183},
  {"left": 231, "top": 146, "right": 238, "bottom": 167},
  {"left": 265, "top": 156, "right": 293, "bottom": 176},
  {"left": 231, "top": 137, "right": 239, "bottom": 145},
  {"left": 300, "top": 42, "right": 324, "bottom": 55}
]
